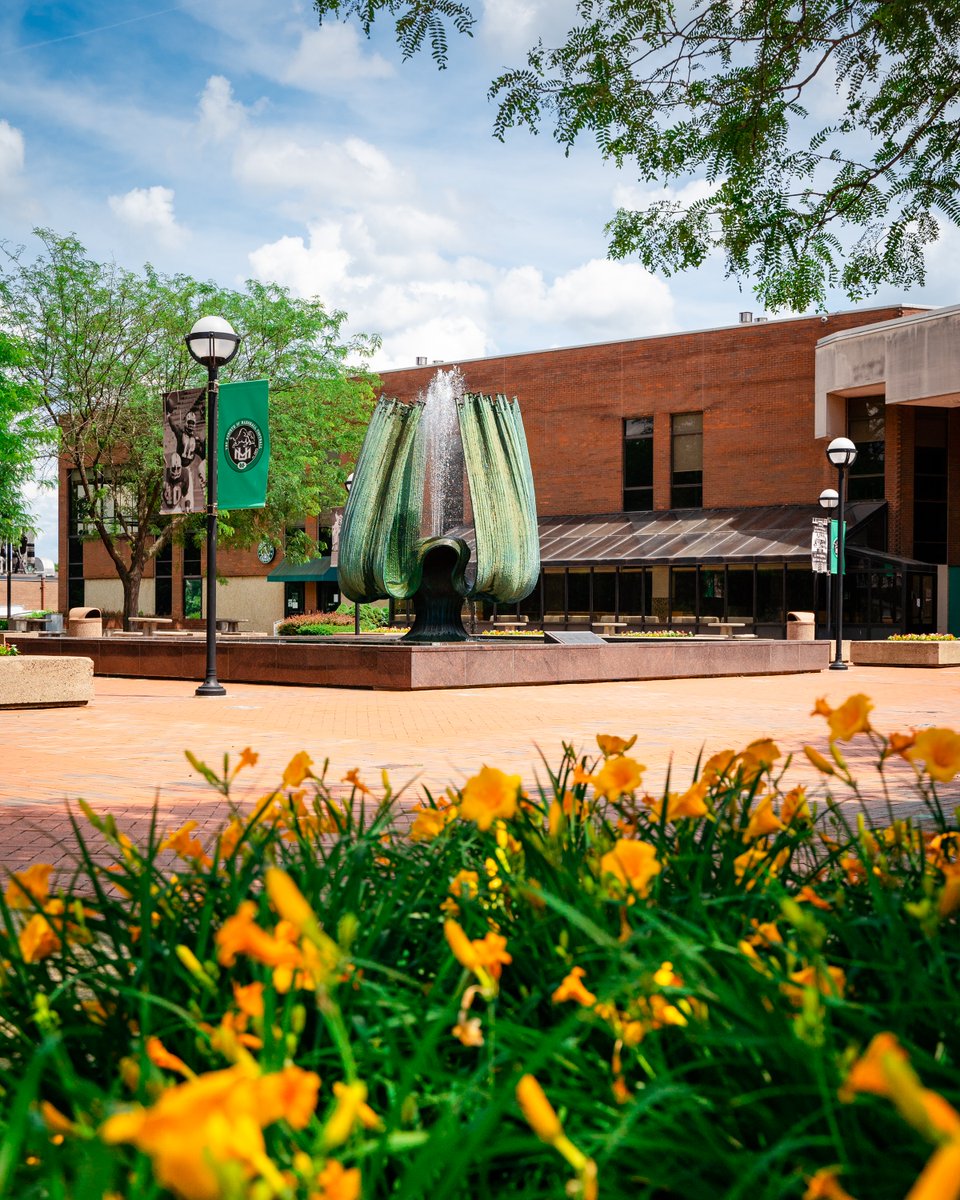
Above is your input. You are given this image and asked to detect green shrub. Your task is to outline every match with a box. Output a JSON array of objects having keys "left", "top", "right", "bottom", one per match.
[
  {"left": 0, "top": 643, "right": 18, "bottom": 655},
  {"left": 1, "top": 695, "right": 959, "bottom": 1199}
]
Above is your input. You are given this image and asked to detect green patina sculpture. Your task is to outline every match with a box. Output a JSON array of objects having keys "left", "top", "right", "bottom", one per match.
[{"left": 338, "top": 388, "right": 540, "bottom": 641}]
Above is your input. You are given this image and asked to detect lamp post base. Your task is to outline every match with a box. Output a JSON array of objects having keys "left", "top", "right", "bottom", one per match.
[
  {"left": 828, "top": 661, "right": 848, "bottom": 671},
  {"left": 196, "top": 680, "right": 227, "bottom": 696}
]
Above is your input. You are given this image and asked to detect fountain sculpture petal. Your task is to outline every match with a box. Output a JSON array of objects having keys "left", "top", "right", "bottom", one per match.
[{"left": 339, "top": 374, "right": 540, "bottom": 641}]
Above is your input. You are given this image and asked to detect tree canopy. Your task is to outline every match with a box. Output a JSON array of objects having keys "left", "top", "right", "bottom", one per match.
[
  {"left": 0, "top": 229, "right": 378, "bottom": 622},
  {"left": 0, "top": 332, "right": 51, "bottom": 549},
  {"left": 314, "top": 0, "right": 960, "bottom": 310}
]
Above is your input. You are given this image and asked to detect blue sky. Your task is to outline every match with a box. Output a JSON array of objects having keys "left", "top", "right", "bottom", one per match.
[{"left": 2, "top": 0, "right": 959, "bottom": 557}]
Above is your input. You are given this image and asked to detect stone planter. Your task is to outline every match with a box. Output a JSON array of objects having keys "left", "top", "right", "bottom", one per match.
[
  {"left": 850, "top": 640, "right": 960, "bottom": 668},
  {"left": 0, "top": 655, "right": 94, "bottom": 707}
]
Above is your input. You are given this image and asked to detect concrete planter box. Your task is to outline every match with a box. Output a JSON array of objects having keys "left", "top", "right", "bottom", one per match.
[
  {"left": 0, "top": 654, "right": 94, "bottom": 707},
  {"left": 850, "top": 640, "right": 960, "bottom": 668}
]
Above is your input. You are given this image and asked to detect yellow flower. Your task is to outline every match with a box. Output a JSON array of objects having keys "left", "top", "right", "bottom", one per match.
[
  {"left": 803, "top": 745, "right": 836, "bottom": 775},
  {"left": 906, "top": 1141, "right": 960, "bottom": 1200},
  {"left": 4, "top": 863, "right": 53, "bottom": 909},
  {"left": 817, "top": 694, "right": 873, "bottom": 742},
  {"left": 905, "top": 728, "right": 960, "bottom": 783},
  {"left": 647, "top": 778, "right": 711, "bottom": 822},
  {"left": 738, "top": 739, "right": 781, "bottom": 783},
  {"left": 18, "top": 913, "right": 60, "bottom": 962},
  {"left": 742, "top": 793, "right": 785, "bottom": 842},
  {"left": 447, "top": 869, "right": 479, "bottom": 906},
  {"left": 100, "top": 1064, "right": 311, "bottom": 1200},
  {"left": 217, "top": 817, "right": 245, "bottom": 860},
  {"left": 265, "top": 867, "right": 316, "bottom": 935},
  {"left": 702, "top": 749, "right": 738, "bottom": 781},
  {"left": 552, "top": 966, "right": 597, "bottom": 1007},
  {"left": 781, "top": 786, "right": 811, "bottom": 825},
  {"left": 592, "top": 755, "right": 645, "bottom": 801},
  {"left": 233, "top": 981, "right": 265, "bottom": 1019},
  {"left": 312, "top": 1159, "right": 362, "bottom": 1200},
  {"left": 159, "top": 821, "right": 211, "bottom": 867},
  {"left": 596, "top": 733, "right": 637, "bottom": 757},
  {"left": 283, "top": 751, "right": 314, "bottom": 789},
  {"left": 733, "top": 846, "right": 789, "bottom": 890},
  {"left": 516, "top": 1075, "right": 563, "bottom": 1144},
  {"left": 600, "top": 839, "right": 661, "bottom": 898},
  {"left": 324, "top": 1081, "right": 380, "bottom": 1148},
  {"left": 459, "top": 766, "right": 521, "bottom": 831},
  {"left": 409, "top": 801, "right": 457, "bottom": 842}
]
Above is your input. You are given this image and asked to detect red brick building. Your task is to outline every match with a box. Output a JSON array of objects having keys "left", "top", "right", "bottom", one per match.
[{"left": 61, "top": 304, "right": 960, "bottom": 637}]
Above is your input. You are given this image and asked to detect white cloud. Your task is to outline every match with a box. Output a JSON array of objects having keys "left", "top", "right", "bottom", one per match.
[
  {"left": 283, "top": 25, "right": 394, "bottom": 90},
  {"left": 107, "top": 186, "right": 186, "bottom": 247},
  {"left": 612, "top": 177, "right": 721, "bottom": 212},
  {"left": 0, "top": 119, "right": 25, "bottom": 180},
  {"left": 197, "top": 75, "right": 255, "bottom": 143},
  {"left": 479, "top": 0, "right": 579, "bottom": 56}
]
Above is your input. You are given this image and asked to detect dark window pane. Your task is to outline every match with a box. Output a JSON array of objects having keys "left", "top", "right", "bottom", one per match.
[
  {"left": 728, "top": 566, "right": 754, "bottom": 618},
  {"left": 619, "top": 569, "right": 647, "bottom": 615},
  {"left": 672, "top": 483, "right": 702, "bottom": 508},
  {"left": 915, "top": 502, "right": 948, "bottom": 540},
  {"left": 624, "top": 437, "right": 653, "bottom": 487},
  {"left": 567, "top": 570, "right": 590, "bottom": 614},
  {"left": 915, "top": 474, "right": 948, "bottom": 502},
  {"left": 671, "top": 568, "right": 697, "bottom": 615},
  {"left": 544, "top": 569, "right": 564, "bottom": 613},
  {"left": 756, "top": 566, "right": 784, "bottom": 622},
  {"left": 915, "top": 446, "right": 947, "bottom": 475},
  {"left": 593, "top": 570, "right": 616, "bottom": 614},
  {"left": 624, "top": 488, "right": 653, "bottom": 511}
]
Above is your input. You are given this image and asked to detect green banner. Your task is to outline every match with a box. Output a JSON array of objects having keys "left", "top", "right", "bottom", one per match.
[
  {"left": 218, "top": 380, "right": 269, "bottom": 509},
  {"left": 828, "top": 519, "right": 846, "bottom": 575}
]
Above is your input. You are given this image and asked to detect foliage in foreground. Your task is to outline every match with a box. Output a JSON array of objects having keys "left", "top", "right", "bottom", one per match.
[{"left": 2, "top": 696, "right": 960, "bottom": 1199}]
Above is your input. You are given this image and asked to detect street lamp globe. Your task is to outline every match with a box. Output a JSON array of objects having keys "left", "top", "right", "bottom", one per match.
[
  {"left": 819, "top": 488, "right": 839, "bottom": 509},
  {"left": 826, "top": 436, "right": 858, "bottom": 469},
  {"left": 185, "top": 316, "right": 240, "bottom": 368}
]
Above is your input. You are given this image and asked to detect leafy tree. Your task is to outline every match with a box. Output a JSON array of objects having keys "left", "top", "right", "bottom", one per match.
[
  {"left": 314, "top": 0, "right": 960, "bottom": 310},
  {"left": 0, "top": 229, "right": 378, "bottom": 625},
  {"left": 0, "top": 332, "right": 51, "bottom": 551}
]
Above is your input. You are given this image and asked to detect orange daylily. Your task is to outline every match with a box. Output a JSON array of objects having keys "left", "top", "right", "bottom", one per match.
[
  {"left": 459, "top": 766, "right": 521, "bottom": 831},
  {"left": 905, "top": 727, "right": 960, "bottom": 783},
  {"left": 596, "top": 733, "right": 637, "bottom": 757},
  {"left": 592, "top": 755, "right": 645, "bottom": 801},
  {"left": 4, "top": 863, "right": 53, "bottom": 910},
  {"left": 552, "top": 966, "right": 598, "bottom": 1007},
  {"left": 600, "top": 839, "right": 661, "bottom": 898}
]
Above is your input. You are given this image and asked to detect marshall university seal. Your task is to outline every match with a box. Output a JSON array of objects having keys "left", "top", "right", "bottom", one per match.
[{"left": 224, "top": 419, "right": 264, "bottom": 471}]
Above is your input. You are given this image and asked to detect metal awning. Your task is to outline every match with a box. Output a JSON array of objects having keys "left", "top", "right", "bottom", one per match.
[
  {"left": 267, "top": 556, "right": 338, "bottom": 583},
  {"left": 448, "top": 502, "right": 885, "bottom": 567}
]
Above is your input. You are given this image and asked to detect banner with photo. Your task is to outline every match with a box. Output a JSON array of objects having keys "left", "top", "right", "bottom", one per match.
[
  {"left": 217, "top": 380, "right": 270, "bottom": 510},
  {"left": 161, "top": 387, "right": 207, "bottom": 515}
]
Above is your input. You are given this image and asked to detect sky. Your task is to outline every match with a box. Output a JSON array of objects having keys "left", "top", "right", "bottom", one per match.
[{"left": 2, "top": 0, "right": 959, "bottom": 559}]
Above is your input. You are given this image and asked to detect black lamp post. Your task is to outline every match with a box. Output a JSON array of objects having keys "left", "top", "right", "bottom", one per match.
[
  {"left": 825, "top": 437, "right": 857, "bottom": 670},
  {"left": 818, "top": 487, "right": 838, "bottom": 642},
  {"left": 185, "top": 316, "right": 240, "bottom": 697}
]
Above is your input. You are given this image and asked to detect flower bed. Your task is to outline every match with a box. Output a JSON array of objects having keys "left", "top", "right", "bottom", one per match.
[
  {"left": 2, "top": 696, "right": 959, "bottom": 1199},
  {"left": 851, "top": 637, "right": 960, "bottom": 667}
]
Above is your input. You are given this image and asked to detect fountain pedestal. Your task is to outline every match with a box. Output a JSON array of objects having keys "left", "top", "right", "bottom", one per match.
[{"left": 404, "top": 538, "right": 470, "bottom": 643}]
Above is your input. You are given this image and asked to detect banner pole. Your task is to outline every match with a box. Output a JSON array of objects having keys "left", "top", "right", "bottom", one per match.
[{"left": 197, "top": 367, "right": 225, "bottom": 696}]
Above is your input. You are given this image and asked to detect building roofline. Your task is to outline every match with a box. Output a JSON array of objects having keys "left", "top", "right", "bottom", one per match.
[
  {"left": 816, "top": 303, "right": 946, "bottom": 348},
  {"left": 379, "top": 303, "right": 929, "bottom": 374}
]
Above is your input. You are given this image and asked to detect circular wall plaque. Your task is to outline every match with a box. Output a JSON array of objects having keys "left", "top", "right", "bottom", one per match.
[{"left": 257, "top": 540, "right": 276, "bottom": 565}]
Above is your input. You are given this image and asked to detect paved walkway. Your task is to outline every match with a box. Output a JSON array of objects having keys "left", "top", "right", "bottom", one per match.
[{"left": 1, "top": 666, "right": 958, "bottom": 871}]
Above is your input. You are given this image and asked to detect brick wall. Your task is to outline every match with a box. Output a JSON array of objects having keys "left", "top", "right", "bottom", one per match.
[{"left": 379, "top": 308, "right": 919, "bottom": 521}]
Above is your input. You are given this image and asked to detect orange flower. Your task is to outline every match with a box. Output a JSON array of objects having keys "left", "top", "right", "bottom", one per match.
[
  {"left": 596, "top": 733, "right": 637, "bottom": 757},
  {"left": 571, "top": 763, "right": 595, "bottom": 787},
  {"left": 325, "top": 1080, "right": 380, "bottom": 1148},
  {"left": 592, "top": 755, "right": 645, "bottom": 801},
  {"left": 803, "top": 745, "right": 836, "bottom": 775},
  {"left": 342, "top": 768, "right": 372, "bottom": 796},
  {"left": 452, "top": 1016, "right": 484, "bottom": 1046},
  {"left": 742, "top": 793, "right": 784, "bottom": 842},
  {"left": 312, "top": 1159, "right": 362, "bottom": 1200},
  {"left": 738, "top": 739, "right": 781, "bottom": 783},
  {"left": 781, "top": 786, "right": 811, "bottom": 825},
  {"left": 887, "top": 730, "right": 917, "bottom": 757},
  {"left": 552, "top": 966, "right": 598, "bottom": 1007},
  {"left": 146, "top": 1037, "right": 194, "bottom": 1078},
  {"left": 265, "top": 867, "right": 316, "bottom": 935},
  {"left": 905, "top": 1141, "right": 960, "bottom": 1200},
  {"left": 459, "top": 766, "right": 521, "bottom": 831},
  {"left": 824, "top": 694, "right": 874, "bottom": 742},
  {"left": 804, "top": 1165, "right": 858, "bottom": 1200},
  {"left": 600, "top": 839, "right": 661, "bottom": 898},
  {"left": 795, "top": 885, "right": 833, "bottom": 911},
  {"left": 409, "top": 801, "right": 457, "bottom": 842},
  {"left": 4, "top": 863, "right": 53, "bottom": 910},
  {"left": 839, "top": 1032, "right": 909, "bottom": 1102},
  {"left": 19, "top": 913, "right": 60, "bottom": 962},
  {"left": 702, "top": 749, "right": 738, "bottom": 781},
  {"left": 733, "top": 846, "right": 789, "bottom": 890},
  {"left": 780, "top": 964, "right": 846, "bottom": 1006},
  {"left": 647, "top": 778, "right": 711, "bottom": 822},
  {"left": 159, "top": 821, "right": 211, "bottom": 867},
  {"left": 283, "top": 751, "right": 314, "bottom": 789},
  {"left": 516, "top": 1075, "right": 563, "bottom": 1144},
  {"left": 215, "top": 901, "right": 301, "bottom": 969},
  {"left": 255, "top": 1065, "right": 321, "bottom": 1130},
  {"left": 905, "top": 728, "right": 960, "bottom": 783}
]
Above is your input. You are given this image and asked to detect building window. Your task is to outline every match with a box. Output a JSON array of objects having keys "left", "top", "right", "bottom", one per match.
[
  {"left": 913, "top": 410, "right": 948, "bottom": 563},
  {"left": 284, "top": 583, "right": 306, "bottom": 615},
  {"left": 848, "top": 397, "right": 885, "bottom": 501},
  {"left": 671, "top": 412, "right": 703, "bottom": 508},
  {"left": 155, "top": 536, "right": 173, "bottom": 616},
  {"left": 623, "top": 417, "right": 653, "bottom": 511},
  {"left": 183, "top": 538, "right": 202, "bottom": 618}
]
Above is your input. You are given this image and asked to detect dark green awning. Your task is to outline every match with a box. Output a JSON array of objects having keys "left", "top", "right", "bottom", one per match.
[{"left": 267, "top": 556, "right": 338, "bottom": 583}]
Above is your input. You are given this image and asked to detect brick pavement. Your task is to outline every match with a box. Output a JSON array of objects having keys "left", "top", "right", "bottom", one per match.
[{"left": 1, "top": 666, "right": 958, "bottom": 872}]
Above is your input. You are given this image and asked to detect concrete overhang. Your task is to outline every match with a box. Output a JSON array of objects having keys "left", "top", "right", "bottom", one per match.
[{"left": 815, "top": 304, "right": 959, "bottom": 438}]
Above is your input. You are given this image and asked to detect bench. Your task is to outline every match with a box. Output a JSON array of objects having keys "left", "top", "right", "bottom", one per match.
[
  {"left": 493, "top": 620, "right": 529, "bottom": 632},
  {"left": 215, "top": 617, "right": 249, "bottom": 634},
  {"left": 128, "top": 616, "right": 174, "bottom": 637},
  {"left": 592, "top": 620, "right": 627, "bottom": 636}
]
